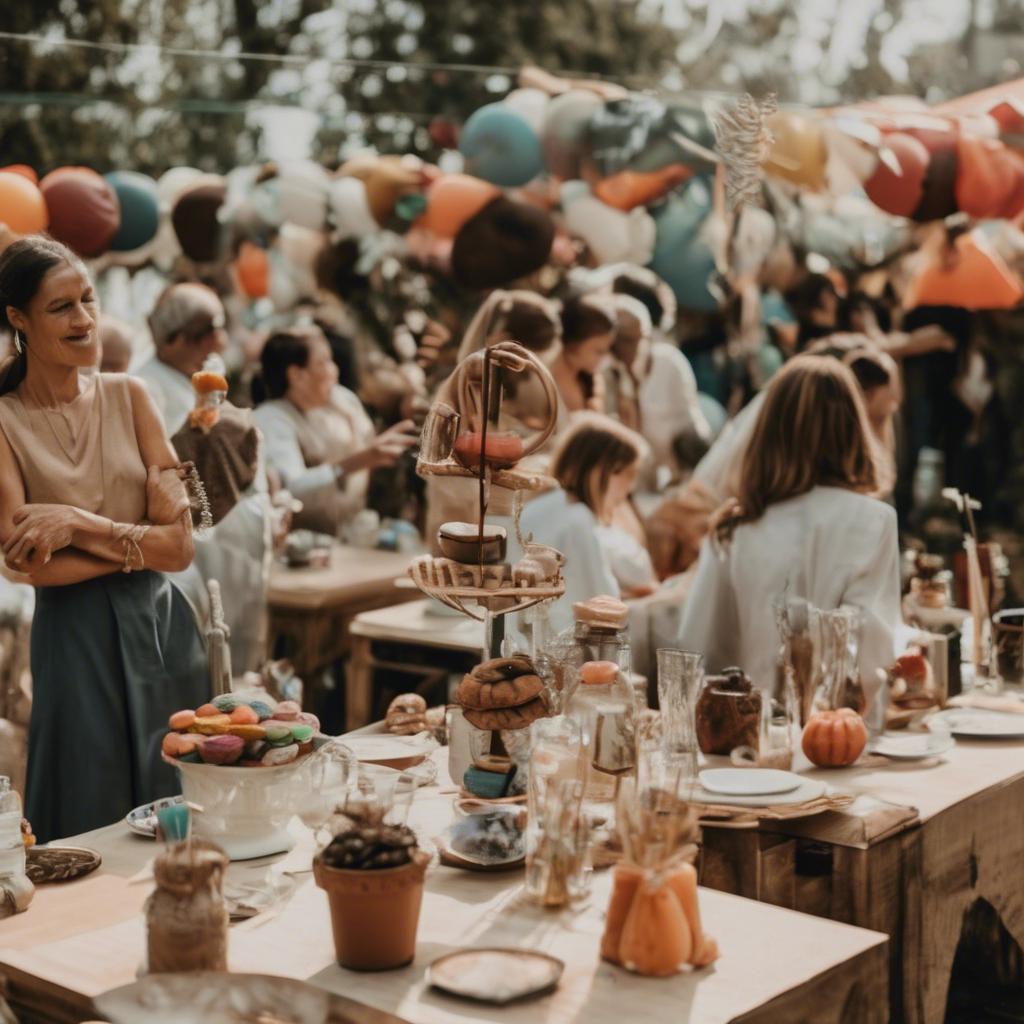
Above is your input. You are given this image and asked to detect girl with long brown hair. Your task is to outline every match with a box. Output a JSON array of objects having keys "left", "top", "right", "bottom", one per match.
[{"left": 679, "top": 355, "right": 900, "bottom": 722}]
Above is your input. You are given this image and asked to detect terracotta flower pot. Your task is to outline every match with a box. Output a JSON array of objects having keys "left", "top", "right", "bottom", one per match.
[{"left": 314, "top": 853, "right": 429, "bottom": 970}]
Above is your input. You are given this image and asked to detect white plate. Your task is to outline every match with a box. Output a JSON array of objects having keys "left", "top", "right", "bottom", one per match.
[
  {"left": 342, "top": 734, "right": 435, "bottom": 769},
  {"left": 125, "top": 795, "right": 184, "bottom": 839},
  {"left": 698, "top": 768, "right": 802, "bottom": 796},
  {"left": 690, "top": 777, "right": 827, "bottom": 808},
  {"left": 930, "top": 709, "right": 1024, "bottom": 739},
  {"left": 869, "top": 732, "right": 955, "bottom": 760}
]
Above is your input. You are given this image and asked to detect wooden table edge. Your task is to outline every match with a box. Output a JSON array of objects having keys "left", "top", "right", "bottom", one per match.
[
  {"left": 0, "top": 959, "right": 415, "bottom": 1024},
  {"left": 728, "top": 937, "right": 889, "bottom": 1023}
]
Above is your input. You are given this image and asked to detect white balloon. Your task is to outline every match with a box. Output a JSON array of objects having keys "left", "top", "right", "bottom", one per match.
[
  {"left": 560, "top": 180, "right": 656, "bottom": 265},
  {"left": 328, "top": 177, "right": 379, "bottom": 239},
  {"left": 268, "top": 223, "right": 324, "bottom": 312},
  {"left": 504, "top": 88, "right": 550, "bottom": 134},
  {"left": 256, "top": 161, "right": 330, "bottom": 231}
]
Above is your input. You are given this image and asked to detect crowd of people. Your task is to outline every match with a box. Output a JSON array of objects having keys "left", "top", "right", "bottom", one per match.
[{"left": 0, "top": 212, "right": 1014, "bottom": 840}]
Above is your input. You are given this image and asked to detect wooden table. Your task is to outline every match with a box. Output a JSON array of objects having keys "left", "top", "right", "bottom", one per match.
[
  {"left": 0, "top": 756, "right": 889, "bottom": 1024},
  {"left": 346, "top": 600, "right": 485, "bottom": 730},
  {"left": 266, "top": 545, "right": 418, "bottom": 690},
  {"left": 699, "top": 736, "right": 1024, "bottom": 1023}
]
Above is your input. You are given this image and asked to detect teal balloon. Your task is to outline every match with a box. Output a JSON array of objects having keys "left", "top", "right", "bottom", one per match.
[
  {"left": 461, "top": 103, "right": 544, "bottom": 187},
  {"left": 648, "top": 177, "right": 717, "bottom": 312},
  {"left": 105, "top": 171, "right": 159, "bottom": 252}
]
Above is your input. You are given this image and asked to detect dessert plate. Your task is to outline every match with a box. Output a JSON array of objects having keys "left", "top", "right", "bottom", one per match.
[
  {"left": 428, "top": 948, "right": 564, "bottom": 1004},
  {"left": 698, "top": 768, "right": 802, "bottom": 797},
  {"left": 690, "top": 777, "right": 827, "bottom": 808},
  {"left": 930, "top": 709, "right": 1024, "bottom": 739},
  {"left": 125, "top": 795, "right": 185, "bottom": 839},
  {"left": 869, "top": 731, "right": 954, "bottom": 760},
  {"left": 342, "top": 734, "right": 434, "bottom": 771}
]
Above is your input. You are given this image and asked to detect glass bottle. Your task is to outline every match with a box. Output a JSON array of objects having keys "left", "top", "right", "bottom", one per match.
[
  {"left": 0, "top": 777, "right": 33, "bottom": 915},
  {"left": 565, "top": 622, "right": 637, "bottom": 829}
]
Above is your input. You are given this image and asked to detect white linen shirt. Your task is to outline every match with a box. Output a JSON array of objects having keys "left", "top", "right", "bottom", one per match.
[
  {"left": 678, "top": 486, "right": 901, "bottom": 723},
  {"left": 135, "top": 357, "right": 196, "bottom": 435}
]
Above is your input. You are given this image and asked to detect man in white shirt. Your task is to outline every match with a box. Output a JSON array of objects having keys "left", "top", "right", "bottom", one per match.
[
  {"left": 134, "top": 283, "right": 269, "bottom": 672},
  {"left": 136, "top": 283, "right": 227, "bottom": 434}
]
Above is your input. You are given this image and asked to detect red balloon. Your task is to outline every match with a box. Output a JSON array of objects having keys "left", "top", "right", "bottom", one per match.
[
  {"left": 0, "top": 171, "right": 48, "bottom": 234},
  {"left": 39, "top": 167, "right": 120, "bottom": 257},
  {"left": 864, "top": 133, "right": 928, "bottom": 218},
  {"left": 1, "top": 165, "right": 38, "bottom": 184}
]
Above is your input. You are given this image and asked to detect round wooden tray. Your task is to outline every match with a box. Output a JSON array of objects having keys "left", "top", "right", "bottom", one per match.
[
  {"left": 27, "top": 845, "right": 101, "bottom": 884},
  {"left": 416, "top": 457, "right": 554, "bottom": 493}
]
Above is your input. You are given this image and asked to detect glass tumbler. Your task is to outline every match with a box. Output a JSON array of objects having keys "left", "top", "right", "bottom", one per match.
[{"left": 656, "top": 649, "right": 703, "bottom": 787}]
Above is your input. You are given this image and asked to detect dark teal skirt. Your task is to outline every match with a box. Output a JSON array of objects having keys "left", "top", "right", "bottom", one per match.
[{"left": 26, "top": 570, "right": 208, "bottom": 842}]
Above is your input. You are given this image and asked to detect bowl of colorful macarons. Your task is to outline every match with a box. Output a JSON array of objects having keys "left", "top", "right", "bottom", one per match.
[{"left": 161, "top": 694, "right": 322, "bottom": 860}]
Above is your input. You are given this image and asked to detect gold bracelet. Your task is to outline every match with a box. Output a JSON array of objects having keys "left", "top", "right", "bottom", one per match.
[{"left": 111, "top": 523, "right": 150, "bottom": 573}]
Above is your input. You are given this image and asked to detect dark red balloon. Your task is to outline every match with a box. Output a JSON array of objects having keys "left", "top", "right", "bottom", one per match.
[
  {"left": 172, "top": 180, "right": 227, "bottom": 263},
  {"left": 912, "top": 142, "right": 958, "bottom": 222},
  {"left": 39, "top": 167, "right": 120, "bottom": 257},
  {"left": 864, "top": 133, "right": 928, "bottom": 219},
  {"left": 450, "top": 195, "right": 554, "bottom": 289}
]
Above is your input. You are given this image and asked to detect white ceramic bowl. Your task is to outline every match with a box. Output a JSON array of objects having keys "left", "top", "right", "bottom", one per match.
[{"left": 167, "top": 755, "right": 313, "bottom": 861}]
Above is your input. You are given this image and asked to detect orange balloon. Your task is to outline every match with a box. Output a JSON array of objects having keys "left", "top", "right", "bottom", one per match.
[
  {"left": 0, "top": 171, "right": 48, "bottom": 234},
  {"left": 1, "top": 165, "right": 38, "bottom": 184},
  {"left": 417, "top": 173, "right": 500, "bottom": 238},
  {"left": 955, "top": 136, "right": 1024, "bottom": 219},
  {"left": 907, "top": 233, "right": 1023, "bottom": 310},
  {"left": 594, "top": 165, "right": 693, "bottom": 211},
  {"left": 236, "top": 241, "right": 269, "bottom": 299}
]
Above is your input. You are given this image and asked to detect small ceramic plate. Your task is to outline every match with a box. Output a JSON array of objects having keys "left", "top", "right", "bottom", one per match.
[
  {"left": 125, "top": 795, "right": 185, "bottom": 839},
  {"left": 870, "top": 731, "right": 955, "bottom": 760},
  {"left": 343, "top": 734, "right": 433, "bottom": 771},
  {"left": 698, "top": 768, "right": 802, "bottom": 797},
  {"left": 428, "top": 948, "right": 564, "bottom": 1004},
  {"left": 931, "top": 709, "right": 1024, "bottom": 739},
  {"left": 690, "top": 777, "right": 828, "bottom": 808}
]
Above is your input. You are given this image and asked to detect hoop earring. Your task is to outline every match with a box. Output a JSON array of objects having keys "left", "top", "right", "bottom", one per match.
[{"left": 13, "top": 331, "right": 23, "bottom": 355}]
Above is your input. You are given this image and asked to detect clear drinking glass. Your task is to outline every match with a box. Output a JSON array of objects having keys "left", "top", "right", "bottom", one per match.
[
  {"left": 656, "top": 649, "right": 703, "bottom": 788},
  {"left": 525, "top": 716, "right": 591, "bottom": 908}
]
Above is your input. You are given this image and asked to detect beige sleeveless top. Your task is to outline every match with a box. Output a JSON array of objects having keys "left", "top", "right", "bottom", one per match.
[{"left": 0, "top": 372, "right": 147, "bottom": 524}]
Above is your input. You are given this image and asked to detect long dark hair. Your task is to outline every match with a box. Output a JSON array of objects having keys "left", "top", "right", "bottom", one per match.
[
  {"left": 256, "top": 327, "right": 318, "bottom": 402},
  {"left": 0, "top": 236, "right": 87, "bottom": 396}
]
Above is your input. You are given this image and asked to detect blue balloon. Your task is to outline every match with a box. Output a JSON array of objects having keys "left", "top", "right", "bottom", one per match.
[
  {"left": 648, "top": 177, "right": 718, "bottom": 312},
  {"left": 105, "top": 170, "right": 160, "bottom": 253},
  {"left": 460, "top": 103, "right": 544, "bottom": 188}
]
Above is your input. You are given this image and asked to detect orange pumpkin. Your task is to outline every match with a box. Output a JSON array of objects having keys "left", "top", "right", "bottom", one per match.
[{"left": 801, "top": 707, "right": 867, "bottom": 767}]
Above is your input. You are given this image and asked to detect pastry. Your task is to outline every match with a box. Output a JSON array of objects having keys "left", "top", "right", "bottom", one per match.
[
  {"left": 463, "top": 695, "right": 549, "bottom": 731},
  {"left": 457, "top": 671, "right": 544, "bottom": 710},
  {"left": 386, "top": 693, "right": 428, "bottom": 735},
  {"left": 438, "top": 522, "right": 507, "bottom": 564},
  {"left": 573, "top": 594, "right": 629, "bottom": 630},
  {"left": 471, "top": 655, "right": 535, "bottom": 684}
]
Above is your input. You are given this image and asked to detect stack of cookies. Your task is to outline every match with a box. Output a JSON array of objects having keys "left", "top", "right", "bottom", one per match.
[{"left": 456, "top": 655, "right": 550, "bottom": 731}]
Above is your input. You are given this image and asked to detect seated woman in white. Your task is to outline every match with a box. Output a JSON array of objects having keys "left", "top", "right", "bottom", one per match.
[
  {"left": 678, "top": 355, "right": 901, "bottom": 729},
  {"left": 521, "top": 414, "right": 657, "bottom": 633},
  {"left": 253, "top": 326, "right": 418, "bottom": 536}
]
